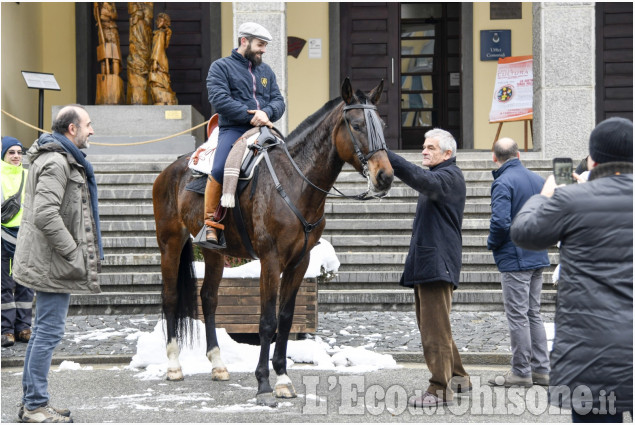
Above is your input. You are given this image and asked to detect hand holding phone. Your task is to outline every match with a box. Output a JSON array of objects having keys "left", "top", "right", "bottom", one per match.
[{"left": 553, "top": 158, "right": 574, "bottom": 185}]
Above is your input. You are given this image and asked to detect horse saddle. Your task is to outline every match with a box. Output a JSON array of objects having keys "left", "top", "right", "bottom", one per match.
[{"left": 185, "top": 126, "right": 282, "bottom": 195}]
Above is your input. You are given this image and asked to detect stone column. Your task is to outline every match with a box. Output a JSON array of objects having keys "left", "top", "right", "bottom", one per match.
[
  {"left": 533, "top": 3, "right": 595, "bottom": 160},
  {"left": 233, "top": 2, "right": 288, "bottom": 136}
]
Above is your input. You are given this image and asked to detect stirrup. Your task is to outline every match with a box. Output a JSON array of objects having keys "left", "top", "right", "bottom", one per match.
[{"left": 193, "top": 225, "right": 226, "bottom": 249}]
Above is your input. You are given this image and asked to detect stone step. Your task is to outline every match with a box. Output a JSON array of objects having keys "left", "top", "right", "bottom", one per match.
[
  {"left": 327, "top": 270, "right": 555, "bottom": 286},
  {"left": 68, "top": 287, "right": 557, "bottom": 315},
  {"left": 323, "top": 218, "right": 492, "bottom": 231},
  {"left": 323, "top": 234, "right": 492, "bottom": 247},
  {"left": 99, "top": 218, "right": 495, "bottom": 234},
  {"left": 317, "top": 289, "right": 557, "bottom": 312},
  {"left": 335, "top": 252, "right": 560, "bottom": 266}
]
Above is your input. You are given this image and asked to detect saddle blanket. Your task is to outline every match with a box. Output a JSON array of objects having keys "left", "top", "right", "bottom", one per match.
[{"left": 187, "top": 128, "right": 259, "bottom": 176}]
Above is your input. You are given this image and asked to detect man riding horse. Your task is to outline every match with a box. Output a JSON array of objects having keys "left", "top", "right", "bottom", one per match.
[{"left": 200, "top": 22, "right": 285, "bottom": 247}]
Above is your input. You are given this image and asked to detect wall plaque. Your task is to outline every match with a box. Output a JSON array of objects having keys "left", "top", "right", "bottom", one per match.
[
  {"left": 490, "top": 3, "right": 522, "bottom": 20},
  {"left": 480, "top": 30, "right": 512, "bottom": 61},
  {"left": 165, "top": 110, "right": 182, "bottom": 120}
]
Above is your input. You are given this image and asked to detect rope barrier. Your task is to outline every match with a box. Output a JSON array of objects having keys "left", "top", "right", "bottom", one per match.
[{"left": 1, "top": 109, "right": 210, "bottom": 147}]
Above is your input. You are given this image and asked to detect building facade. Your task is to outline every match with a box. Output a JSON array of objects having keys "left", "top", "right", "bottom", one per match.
[{"left": 1, "top": 2, "right": 632, "bottom": 158}]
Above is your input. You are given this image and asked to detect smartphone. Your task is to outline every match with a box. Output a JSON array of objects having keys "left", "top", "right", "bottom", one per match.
[{"left": 553, "top": 157, "right": 574, "bottom": 185}]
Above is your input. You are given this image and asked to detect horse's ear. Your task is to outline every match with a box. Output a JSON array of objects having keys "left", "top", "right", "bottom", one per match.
[
  {"left": 369, "top": 80, "right": 384, "bottom": 105},
  {"left": 341, "top": 77, "right": 354, "bottom": 105}
]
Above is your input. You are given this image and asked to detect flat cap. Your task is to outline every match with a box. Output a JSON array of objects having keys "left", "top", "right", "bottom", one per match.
[{"left": 238, "top": 22, "right": 272, "bottom": 42}]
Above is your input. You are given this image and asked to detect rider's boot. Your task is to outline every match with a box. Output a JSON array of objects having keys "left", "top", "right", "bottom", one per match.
[{"left": 204, "top": 176, "right": 224, "bottom": 244}]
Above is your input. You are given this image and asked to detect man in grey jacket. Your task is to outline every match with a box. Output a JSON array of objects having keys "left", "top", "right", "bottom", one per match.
[
  {"left": 511, "top": 117, "right": 633, "bottom": 422},
  {"left": 13, "top": 105, "right": 102, "bottom": 423}
]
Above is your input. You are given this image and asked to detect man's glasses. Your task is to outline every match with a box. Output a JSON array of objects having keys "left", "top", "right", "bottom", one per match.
[{"left": 7, "top": 150, "right": 23, "bottom": 155}]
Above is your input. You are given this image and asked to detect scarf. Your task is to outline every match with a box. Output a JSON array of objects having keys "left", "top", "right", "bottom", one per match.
[{"left": 40, "top": 133, "right": 104, "bottom": 260}]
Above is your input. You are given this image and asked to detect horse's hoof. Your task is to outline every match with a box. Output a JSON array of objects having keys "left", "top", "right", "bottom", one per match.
[
  {"left": 166, "top": 368, "right": 184, "bottom": 381},
  {"left": 211, "top": 367, "right": 230, "bottom": 381},
  {"left": 256, "top": 392, "right": 278, "bottom": 408},
  {"left": 274, "top": 383, "right": 297, "bottom": 398}
]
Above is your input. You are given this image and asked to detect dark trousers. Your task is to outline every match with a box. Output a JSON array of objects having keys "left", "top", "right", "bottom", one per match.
[
  {"left": 414, "top": 281, "right": 469, "bottom": 400},
  {"left": 211, "top": 125, "right": 252, "bottom": 184},
  {"left": 1, "top": 242, "right": 34, "bottom": 335}
]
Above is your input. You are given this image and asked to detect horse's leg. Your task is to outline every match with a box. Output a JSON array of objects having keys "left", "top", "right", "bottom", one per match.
[
  {"left": 271, "top": 257, "right": 310, "bottom": 399},
  {"left": 255, "top": 258, "right": 281, "bottom": 407},
  {"left": 159, "top": 232, "right": 189, "bottom": 381},
  {"left": 200, "top": 249, "right": 230, "bottom": 381}
]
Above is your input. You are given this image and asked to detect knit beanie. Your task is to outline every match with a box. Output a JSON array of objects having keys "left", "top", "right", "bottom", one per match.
[
  {"left": 1, "top": 136, "right": 24, "bottom": 160},
  {"left": 589, "top": 117, "right": 633, "bottom": 164}
]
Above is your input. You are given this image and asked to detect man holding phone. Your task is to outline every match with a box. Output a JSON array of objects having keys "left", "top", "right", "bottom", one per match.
[
  {"left": 487, "top": 137, "right": 551, "bottom": 387},
  {"left": 511, "top": 117, "right": 633, "bottom": 422}
]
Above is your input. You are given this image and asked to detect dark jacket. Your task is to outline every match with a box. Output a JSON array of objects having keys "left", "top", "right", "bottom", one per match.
[
  {"left": 206, "top": 49, "right": 285, "bottom": 128},
  {"left": 511, "top": 162, "right": 633, "bottom": 413},
  {"left": 387, "top": 150, "right": 465, "bottom": 289},
  {"left": 13, "top": 140, "right": 101, "bottom": 294},
  {"left": 487, "top": 158, "right": 550, "bottom": 272}
]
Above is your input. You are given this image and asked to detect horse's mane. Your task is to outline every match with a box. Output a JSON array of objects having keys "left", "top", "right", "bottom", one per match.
[{"left": 286, "top": 97, "right": 342, "bottom": 148}]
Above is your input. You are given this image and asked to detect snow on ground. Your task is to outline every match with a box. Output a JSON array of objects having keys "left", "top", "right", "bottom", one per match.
[
  {"left": 193, "top": 238, "right": 340, "bottom": 279},
  {"left": 128, "top": 319, "right": 399, "bottom": 381}
]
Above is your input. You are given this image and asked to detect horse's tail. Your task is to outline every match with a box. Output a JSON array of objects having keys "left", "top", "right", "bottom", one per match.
[{"left": 166, "top": 237, "right": 199, "bottom": 346}]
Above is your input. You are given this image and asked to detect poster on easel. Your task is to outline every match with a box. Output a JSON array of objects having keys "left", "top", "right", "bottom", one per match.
[{"left": 489, "top": 55, "right": 533, "bottom": 123}]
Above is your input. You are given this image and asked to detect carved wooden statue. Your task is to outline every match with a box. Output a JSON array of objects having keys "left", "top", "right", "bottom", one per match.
[
  {"left": 127, "top": 2, "right": 153, "bottom": 105},
  {"left": 94, "top": 2, "right": 124, "bottom": 104},
  {"left": 149, "top": 13, "right": 178, "bottom": 105}
]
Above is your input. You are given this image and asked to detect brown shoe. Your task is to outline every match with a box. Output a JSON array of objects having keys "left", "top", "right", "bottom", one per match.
[
  {"left": 408, "top": 391, "right": 454, "bottom": 407},
  {"left": 1, "top": 333, "right": 15, "bottom": 347},
  {"left": 16, "top": 329, "right": 32, "bottom": 343},
  {"left": 205, "top": 225, "right": 219, "bottom": 243}
]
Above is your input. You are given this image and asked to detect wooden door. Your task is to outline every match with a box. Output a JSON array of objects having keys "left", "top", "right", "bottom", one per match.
[
  {"left": 340, "top": 3, "right": 400, "bottom": 149},
  {"left": 399, "top": 3, "right": 461, "bottom": 149},
  {"left": 340, "top": 2, "right": 462, "bottom": 150},
  {"left": 596, "top": 2, "right": 633, "bottom": 122}
]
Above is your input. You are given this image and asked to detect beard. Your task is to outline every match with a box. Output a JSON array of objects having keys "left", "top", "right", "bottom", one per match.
[{"left": 245, "top": 44, "right": 263, "bottom": 66}]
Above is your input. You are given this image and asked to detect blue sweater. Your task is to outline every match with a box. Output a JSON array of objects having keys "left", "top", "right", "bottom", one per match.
[
  {"left": 487, "top": 158, "right": 549, "bottom": 272},
  {"left": 206, "top": 49, "right": 285, "bottom": 128},
  {"left": 388, "top": 151, "right": 465, "bottom": 288}
]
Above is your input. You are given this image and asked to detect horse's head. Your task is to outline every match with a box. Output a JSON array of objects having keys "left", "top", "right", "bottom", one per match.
[{"left": 333, "top": 78, "right": 394, "bottom": 198}]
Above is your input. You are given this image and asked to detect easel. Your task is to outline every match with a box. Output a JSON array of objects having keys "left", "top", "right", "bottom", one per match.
[{"left": 491, "top": 118, "right": 533, "bottom": 152}]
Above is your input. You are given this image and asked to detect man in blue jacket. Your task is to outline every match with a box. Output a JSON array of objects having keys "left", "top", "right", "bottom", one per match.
[
  {"left": 201, "top": 22, "right": 285, "bottom": 246},
  {"left": 487, "top": 137, "right": 550, "bottom": 388},
  {"left": 387, "top": 129, "right": 470, "bottom": 407}
]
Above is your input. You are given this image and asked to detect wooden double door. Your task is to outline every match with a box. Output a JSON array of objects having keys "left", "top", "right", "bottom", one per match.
[{"left": 340, "top": 3, "right": 462, "bottom": 150}]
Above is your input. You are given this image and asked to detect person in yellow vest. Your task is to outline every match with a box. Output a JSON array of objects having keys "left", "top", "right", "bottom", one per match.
[{"left": 1, "top": 137, "right": 32, "bottom": 348}]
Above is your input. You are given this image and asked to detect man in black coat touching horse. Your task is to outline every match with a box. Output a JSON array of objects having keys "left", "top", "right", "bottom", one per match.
[{"left": 386, "top": 128, "right": 470, "bottom": 407}]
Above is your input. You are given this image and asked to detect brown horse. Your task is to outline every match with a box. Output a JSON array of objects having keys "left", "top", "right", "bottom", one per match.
[{"left": 152, "top": 78, "right": 394, "bottom": 406}]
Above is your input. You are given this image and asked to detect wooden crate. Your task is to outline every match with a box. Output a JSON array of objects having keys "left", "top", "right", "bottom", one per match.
[{"left": 196, "top": 277, "right": 318, "bottom": 334}]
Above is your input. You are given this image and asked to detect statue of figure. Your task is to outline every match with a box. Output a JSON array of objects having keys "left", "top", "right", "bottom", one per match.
[
  {"left": 127, "top": 2, "right": 153, "bottom": 105},
  {"left": 149, "top": 13, "right": 178, "bottom": 105},
  {"left": 94, "top": 2, "right": 124, "bottom": 104}
]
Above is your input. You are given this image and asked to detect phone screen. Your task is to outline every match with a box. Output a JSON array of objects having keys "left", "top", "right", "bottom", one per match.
[{"left": 553, "top": 159, "right": 574, "bottom": 185}]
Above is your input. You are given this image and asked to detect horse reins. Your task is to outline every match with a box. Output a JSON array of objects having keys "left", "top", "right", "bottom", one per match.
[
  {"left": 239, "top": 103, "right": 389, "bottom": 267},
  {"left": 276, "top": 102, "right": 389, "bottom": 201}
]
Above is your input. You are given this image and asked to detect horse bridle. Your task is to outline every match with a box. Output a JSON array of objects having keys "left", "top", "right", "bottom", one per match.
[
  {"left": 276, "top": 102, "right": 388, "bottom": 201},
  {"left": 245, "top": 104, "right": 388, "bottom": 266},
  {"left": 342, "top": 103, "right": 388, "bottom": 179}
]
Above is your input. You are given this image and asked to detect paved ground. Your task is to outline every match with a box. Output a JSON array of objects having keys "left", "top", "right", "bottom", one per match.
[{"left": 0, "top": 311, "right": 554, "bottom": 367}]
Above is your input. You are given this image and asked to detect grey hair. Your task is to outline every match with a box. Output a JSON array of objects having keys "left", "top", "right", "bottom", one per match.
[
  {"left": 425, "top": 128, "right": 457, "bottom": 157},
  {"left": 51, "top": 104, "right": 86, "bottom": 134}
]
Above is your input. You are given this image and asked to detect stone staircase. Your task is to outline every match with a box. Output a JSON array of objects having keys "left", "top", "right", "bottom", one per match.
[{"left": 69, "top": 152, "right": 558, "bottom": 314}]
